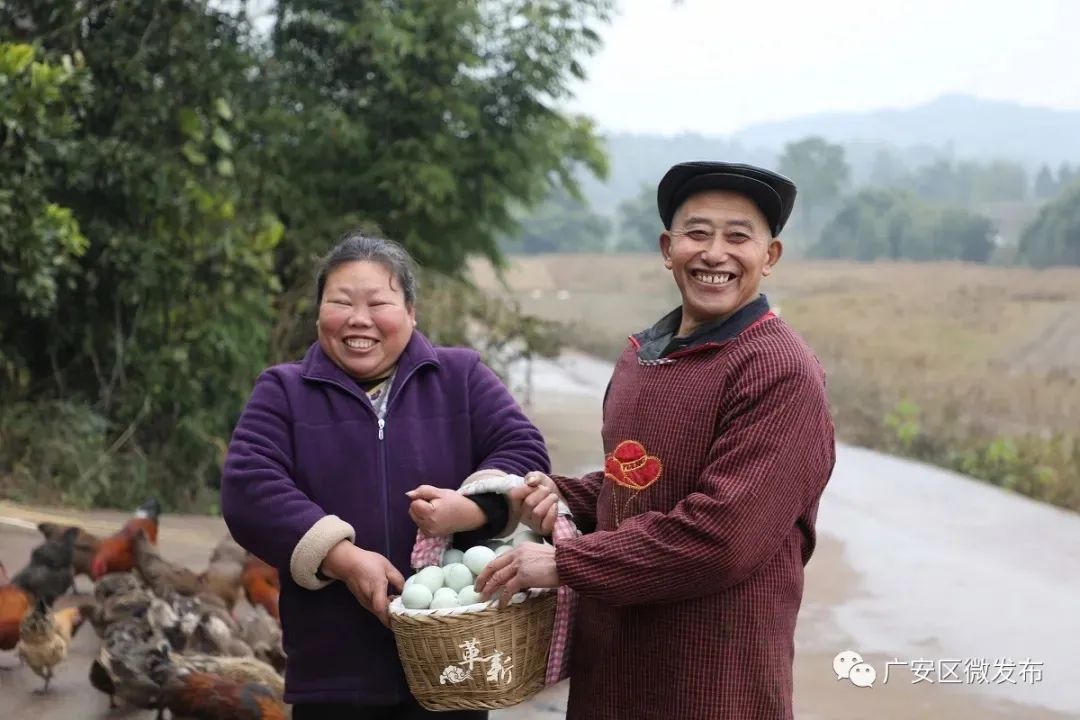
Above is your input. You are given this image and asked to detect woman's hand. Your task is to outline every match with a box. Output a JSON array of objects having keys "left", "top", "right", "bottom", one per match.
[
  {"left": 406, "top": 485, "right": 487, "bottom": 536},
  {"left": 474, "top": 542, "right": 560, "bottom": 608},
  {"left": 508, "top": 471, "right": 564, "bottom": 536},
  {"left": 320, "top": 540, "right": 404, "bottom": 627}
]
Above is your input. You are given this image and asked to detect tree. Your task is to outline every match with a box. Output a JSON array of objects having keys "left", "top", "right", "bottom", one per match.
[
  {"left": 1, "top": 2, "right": 282, "bottom": 506},
  {"left": 1017, "top": 183, "right": 1080, "bottom": 267},
  {"left": 614, "top": 184, "right": 661, "bottom": 252},
  {"left": 1034, "top": 164, "right": 1057, "bottom": 199},
  {"left": 0, "top": 0, "right": 615, "bottom": 507},
  {"left": 812, "top": 190, "right": 996, "bottom": 263},
  {"left": 265, "top": 0, "right": 612, "bottom": 276},
  {"left": 1058, "top": 163, "right": 1077, "bottom": 192},
  {"left": 504, "top": 187, "right": 611, "bottom": 254},
  {"left": 777, "top": 136, "right": 850, "bottom": 235}
]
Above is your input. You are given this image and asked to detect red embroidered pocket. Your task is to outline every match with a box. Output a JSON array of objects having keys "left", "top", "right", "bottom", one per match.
[{"left": 604, "top": 440, "right": 662, "bottom": 490}]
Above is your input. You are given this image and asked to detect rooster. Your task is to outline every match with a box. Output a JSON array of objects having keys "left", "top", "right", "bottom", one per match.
[
  {"left": 241, "top": 555, "right": 280, "bottom": 622},
  {"left": 147, "top": 645, "right": 283, "bottom": 698},
  {"left": 37, "top": 522, "right": 101, "bottom": 579},
  {"left": 16, "top": 599, "right": 84, "bottom": 692},
  {"left": 149, "top": 650, "right": 287, "bottom": 720},
  {"left": 0, "top": 562, "right": 33, "bottom": 653},
  {"left": 90, "top": 497, "right": 161, "bottom": 579}
]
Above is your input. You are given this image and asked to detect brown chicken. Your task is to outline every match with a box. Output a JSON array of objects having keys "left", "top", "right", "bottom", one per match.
[
  {"left": 0, "top": 562, "right": 33, "bottom": 652},
  {"left": 37, "top": 522, "right": 101, "bottom": 579},
  {"left": 199, "top": 534, "right": 247, "bottom": 609},
  {"left": 16, "top": 599, "right": 84, "bottom": 692},
  {"left": 133, "top": 528, "right": 202, "bottom": 597},
  {"left": 90, "top": 497, "right": 161, "bottom": 579},
  {"left": 241, "top": 555, "right": 279, "bottom": 622},
  {"left": 150, "top": 655, "right": 287, "bottom": 720}
]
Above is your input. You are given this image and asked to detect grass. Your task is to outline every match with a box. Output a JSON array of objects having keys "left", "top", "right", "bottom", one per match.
[{"left": 472, "top": 254, "right": 1080, "bottom": 511}]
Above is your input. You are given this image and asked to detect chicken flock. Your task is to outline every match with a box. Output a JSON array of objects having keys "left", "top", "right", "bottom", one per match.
[{"left": 1, "top": 498, "right": 288, "bottom": 720}]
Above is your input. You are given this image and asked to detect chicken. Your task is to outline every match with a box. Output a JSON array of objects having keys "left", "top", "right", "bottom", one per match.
[
  {"left": 37, "top": 522, "right": 100, "bottom": 579},
  {"left": 241, "top": 554, "right": 280, "bottom": 622},
  {"left": 133, "top": 528, "right": 202, "bottom": 597},
  {"left": 199, "top": 534, "right": 247, "bottom": 609},
  {"left": 236, "top": 605, "right": 286, "bottom": 673},
  {"left": 90, "top": 497, "right": 162, "bottom": 579},
  {"left": 185, "top": 612, "right": 253, "bottom": 658},
  {"left": 16, "top": 599, "right": 84, "bottom": 692},
  {"left": 84, "top": 571, "right": 145, "bottom": 636},
  {"left": 92, "top": 613, "right": 168, "bottom": 711},
  {"left": 0, "top": 562, "right": 33, "bottom": 652},
  {"left": 159, "top": 647, "right": 283, "bottom": 698},
  {"left": 11, "top": 526, "right": 79, "bottom": 605},
  {"left": 149, "top": 650, "right": 287, "bottom": 720}
]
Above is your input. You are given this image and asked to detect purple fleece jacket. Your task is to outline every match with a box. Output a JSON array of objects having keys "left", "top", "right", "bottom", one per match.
[{"left": 220, "top": 331, "right": 549, "bottom": 705}]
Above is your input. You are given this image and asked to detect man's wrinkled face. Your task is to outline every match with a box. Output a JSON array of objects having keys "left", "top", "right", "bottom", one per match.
[{"left": 660, "top": 190, "right": 782, "bottom": 336}]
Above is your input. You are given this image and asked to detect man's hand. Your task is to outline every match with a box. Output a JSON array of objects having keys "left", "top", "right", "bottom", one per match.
[
  {"left": 320, "top": 540, "right": 404, "bottom": 627},
  {"left": 508, "top": 471, "right": 563, "bottom": 536},
  {"left": 474, "top": 542, "right": 560, "bottom": 608},
  {"left": 406, "top": 485, "right": 486, "bottom": 537}
]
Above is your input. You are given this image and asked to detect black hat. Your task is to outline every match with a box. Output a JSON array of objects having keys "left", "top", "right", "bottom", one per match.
[{"left": 657, "top": 161, "right": 797, "bottom": 237}]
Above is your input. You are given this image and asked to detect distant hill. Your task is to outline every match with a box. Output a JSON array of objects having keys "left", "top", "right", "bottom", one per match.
[{"left": 579, "top": 94, "right": 1080, "bottom": 217}]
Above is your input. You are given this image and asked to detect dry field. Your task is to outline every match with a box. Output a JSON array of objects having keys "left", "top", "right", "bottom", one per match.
[{"left": 470, "top": 254, "right": 1080, "bottom": 509}]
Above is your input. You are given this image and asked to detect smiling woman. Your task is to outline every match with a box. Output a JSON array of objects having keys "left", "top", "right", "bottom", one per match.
[
  {"left": 315, "top": 237, "right": 418, "bottom": 383},
  {"left": 220, "top": 232, "right": 551, "bottom": 719}
]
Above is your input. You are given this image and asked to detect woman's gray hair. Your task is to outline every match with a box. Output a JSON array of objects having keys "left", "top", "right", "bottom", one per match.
[{"left": 315, "top": 232, "right": 418, "bottom": 306}]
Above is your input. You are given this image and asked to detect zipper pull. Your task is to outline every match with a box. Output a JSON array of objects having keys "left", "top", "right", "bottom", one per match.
[{"left": 378, "top": 417, "right": 385, "bottom": 440}]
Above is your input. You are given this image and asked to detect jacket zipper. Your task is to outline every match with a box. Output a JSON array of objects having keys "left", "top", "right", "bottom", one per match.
[{"left": 377, "top": 414, "right": 389, "bottom": 555}]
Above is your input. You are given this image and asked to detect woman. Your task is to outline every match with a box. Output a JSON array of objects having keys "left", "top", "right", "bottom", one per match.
[{"left": 220, "top": 233, "right": 549, "bottom": 720}]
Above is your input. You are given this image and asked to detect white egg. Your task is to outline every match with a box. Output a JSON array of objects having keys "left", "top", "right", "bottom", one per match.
[
  {"left": 404, "top": 573, "right": 416, "bottom": 587},
  {"left": 414, "top": 566, "right": 445, "bottom": 593},
  {"left": 457, "top": 585, "right": 485, "bottom": 606},
  {"left": 493, "top": 544, "right": 512, "bottom": 557},
  {"left": 433, "top": 587, "right": 459, "bottom": 602},
  {"left": 463, "top": 546, "right": 496, "bottom": 576},
  {"left": 401, "top": 584, "right": 433, "bottom": 610},
  {"left": 429, "top": 591, "right": 460, "bottom": 609},
  {"left": 442, "top": 563, "right": 474, "bottom": 592},
  {"left": 441, "top": 549, "right": 465, "bottom": 567}
]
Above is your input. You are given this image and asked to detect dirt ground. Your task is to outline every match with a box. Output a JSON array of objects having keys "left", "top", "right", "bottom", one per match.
[{"left": 1, "top": 357, "right": 1075, "bottom": 719}]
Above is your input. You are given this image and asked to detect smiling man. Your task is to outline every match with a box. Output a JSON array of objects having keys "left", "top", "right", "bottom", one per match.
[{"left": 478, "top": 162, "right": 837, "bottom": 719}]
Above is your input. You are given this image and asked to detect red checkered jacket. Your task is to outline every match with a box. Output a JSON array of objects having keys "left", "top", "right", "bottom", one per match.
[{"left": 553, "top": 313, "right": 836, "bottom": 720}]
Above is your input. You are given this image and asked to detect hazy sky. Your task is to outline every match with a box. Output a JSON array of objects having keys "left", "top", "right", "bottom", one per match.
[{"left": 564, "top": 0, "right": 1080, "bottom": 136}]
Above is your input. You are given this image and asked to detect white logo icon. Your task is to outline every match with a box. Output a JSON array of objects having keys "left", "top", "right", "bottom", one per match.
[{"left": 834, "top": 650, "right": 876, "bottom": 688}]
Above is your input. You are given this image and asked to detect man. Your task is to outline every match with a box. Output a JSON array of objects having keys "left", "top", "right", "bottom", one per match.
[{"left": 478, "top": 161, "right": 837, "bottom": 719}]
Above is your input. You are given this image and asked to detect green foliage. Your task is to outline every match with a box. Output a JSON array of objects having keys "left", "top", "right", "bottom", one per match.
[
  {"left": 0, "top": 1, "right": 613, "bottom": 508},
  {"left": 812, "top": 189, "right": 996, "bottom": 262},
  {"left": 0, "top": 43, "right": 89, "bottom": 349},
  {"left": 778, "top": 136, "right": 850, "bottom": 236},
  {"left": 884, "top": 400, "right": 921, "bottom": 453},
  {"left": 614, "top": 184, "right": 661, "bottom": 252},
  {"left": 503, "top": 187, "right": 612, "bottom": 254},
  {"left": 1016, "top": 181, "right": 1080, "bottom": 267}
]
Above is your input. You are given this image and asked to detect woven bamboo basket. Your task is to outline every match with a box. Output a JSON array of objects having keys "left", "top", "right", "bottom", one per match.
[{"left": 389, "top": 589, "right": 557, "bottom": 711}]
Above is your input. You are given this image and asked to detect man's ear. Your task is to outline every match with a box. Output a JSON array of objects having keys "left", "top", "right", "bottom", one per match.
[
  {"left": 659, "top": 232, "right": 673, "bottom": 269},
  {"left": 762, "top": 239, "right": 783, "bottom": 276}
]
